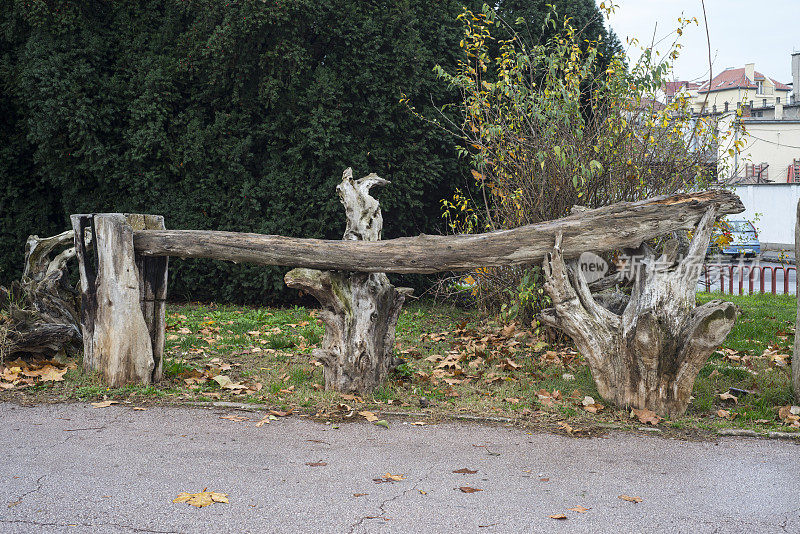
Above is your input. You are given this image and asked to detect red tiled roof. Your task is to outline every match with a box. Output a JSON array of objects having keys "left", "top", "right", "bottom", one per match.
[
  {"left": 697, "top": 67, "right": 791, "bottom": 93},
  {"left": 664, "top": 81, "right": 700, "bottom": 96},
  {"left": 772, "top": 78, "right": 792, "bottom": 91}
]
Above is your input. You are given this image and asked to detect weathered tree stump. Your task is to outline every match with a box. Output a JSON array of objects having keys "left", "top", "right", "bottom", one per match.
[
  {"left": 285, "top": 169, "right": 412, "bottom": 393},
  {"left": 71, "top": 214, "right": 167, "bottom": 386},
  {"left": 540, "top": 208, "right": 737, "bottom": 417},
  {"left": 0, "top": 230, "right": 83, "bottom": 360}
]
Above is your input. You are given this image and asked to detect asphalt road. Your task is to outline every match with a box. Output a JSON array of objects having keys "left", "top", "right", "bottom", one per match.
[{"left": 2, "top": 403, "right": 799, "bottom": 533}]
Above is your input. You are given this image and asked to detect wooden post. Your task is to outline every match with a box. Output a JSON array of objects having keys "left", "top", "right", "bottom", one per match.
[
  {"left": 70, "top": 213, "right": 167, "bottom": 386},
  {"left": 129, "top": 215, "right": 169, "bottom": 382},
  {"left": 794, "top": 200, "right": 800, "bottom": 402}
]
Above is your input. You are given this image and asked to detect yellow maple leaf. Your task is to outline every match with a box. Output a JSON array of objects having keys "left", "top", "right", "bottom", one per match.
[
  {"left": 39, "top": 365, "right": 68, "bottom": 382},
  {"left": 173, "top": 490, "right": 229, "bottom": 507}
]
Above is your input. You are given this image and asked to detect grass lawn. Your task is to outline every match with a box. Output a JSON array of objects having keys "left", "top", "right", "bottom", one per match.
[{"left": 1, "top": 292, "right": 797, "bottom": 437}]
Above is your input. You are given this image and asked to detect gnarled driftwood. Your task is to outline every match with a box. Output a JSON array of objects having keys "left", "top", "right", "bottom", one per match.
[
  {"left": 540, "top": 208, "right": 737, "bottom": 417},
  {"left": 285, "top": 169, "right": 411, "bottom": 393},
  {"left": 0, "top": 230, "right": 82, "bottom": 360}
]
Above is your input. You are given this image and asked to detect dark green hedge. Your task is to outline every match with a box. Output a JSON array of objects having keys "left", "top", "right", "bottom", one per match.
[
  {"left": 0, "top": 0, "right": 481, "bottom": 303},
  {"left": 0, "top": 0, "right": 611, "bottom": 304}
]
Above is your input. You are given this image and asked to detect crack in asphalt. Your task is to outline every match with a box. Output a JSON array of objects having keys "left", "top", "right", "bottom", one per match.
[
  {"left": 0, "top": 519, "right": 183, "bottom": 533},
  {"left": 9, "top": 474, "right": 46, "bottom": 507},
  {"left": 347, "top": 469, "right": 433, "bottom": 534}
]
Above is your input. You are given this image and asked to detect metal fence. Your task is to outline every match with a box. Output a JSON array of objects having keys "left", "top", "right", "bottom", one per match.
[{"left": 701, "top": 264, "right": 796, "bottom": 295}]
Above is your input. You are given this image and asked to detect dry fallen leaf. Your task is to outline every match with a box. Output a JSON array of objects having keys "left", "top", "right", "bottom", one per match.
[
  {"left": 220, "top": 415, "right": 248, "bottom": 422},
  {"left": 716, "top": 409, "right": 735, "bottom": 420},
  {"left": 305, "top": 462, "right": 327, "bottom": 467},
  {"left": 212, "top": 375, "right": 233, "bottom": 388},
  {"left": 353, "top": 493, "right": 368, "bottom": 497},
  {"left": 373, "top": 473, "right": 405, "bottom": 483},
  {"left": 459, "top": 487, "right": 483, "bottom": 493},
  {"left": 358, "top": 411, "right": 379, "bottom": 422},
  {"left": 581, "top": 395, "right": 604, "bottom": 413},
  {"left": 557, "top": 421, "right": 575, "bottom": 435},
  {"left": 777, "top": 405, "right": 800, "bottom": 427},
  {"left": 452, "top": 468, "right": 477, "bottom": 474},
  {"left": 718, "top": 392, "right": 738, "bottom": 403},
  {"left": 549, "top": 514, "right": 567, "bottom": 520},
  {"left": 173, "top": 490, "right": 229, "bottom": 507},
  {"left": 569, "top": 505, "right": 590, "bottom": 513},
  {"left": 255, "top": 415, "right": 272, "bottom": 427},
  {"left": 631, "top": 408, "right": 662, "bottom": 425},
  {"left": 91, "top": 401, "right": 119, "bottom": 408},
  {"left": 618, "top": 495, "right": 643, "bottom": 503},
  {"left": 38, "top": 366, "right": 68, "bottom": 382}
]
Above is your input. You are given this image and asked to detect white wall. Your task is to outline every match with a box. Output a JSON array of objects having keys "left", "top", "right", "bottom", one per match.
[
  {"left": 738, "top": 121, "right": 800, "bottom": 180},
  {"left": 731, "top": 184, "right": 800, "bottom": 247}
]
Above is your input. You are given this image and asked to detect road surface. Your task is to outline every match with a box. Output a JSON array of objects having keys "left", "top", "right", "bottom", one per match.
[{"left": 2, "top": 403, "right": 799, "bottom": 533}]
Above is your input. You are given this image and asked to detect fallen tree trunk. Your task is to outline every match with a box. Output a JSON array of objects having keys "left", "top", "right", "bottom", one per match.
[
  {"left": 133, "top": 190, "right": 744, "bottom": 273},
  {"left": 285, "top": 169, "right": 412, "bottom": 393},
  {"left": 540, "top": 208, "right": 737, "bottom": 417}
]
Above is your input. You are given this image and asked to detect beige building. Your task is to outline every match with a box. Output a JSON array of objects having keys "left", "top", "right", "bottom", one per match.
[
  {"left": 666, "top": 54, "right": 800, "bottom": 183},
  {"left": 665, "top": 61, "right": 793, "bottom": 114},
  {"left": 724, "top": 114, "right": 800, "bottom": 183},
  {"left": 691, "top": 64, "right": 791, "bottom": 114}
]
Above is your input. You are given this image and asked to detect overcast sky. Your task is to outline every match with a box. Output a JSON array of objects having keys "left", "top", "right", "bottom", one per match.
[{"left": 607, "top": 0, "right": 799, "bottom": 84}]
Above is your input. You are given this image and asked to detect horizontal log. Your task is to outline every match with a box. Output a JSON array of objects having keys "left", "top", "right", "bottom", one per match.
[{"left": 132, "top": 190, "right": 743, "bottom": 274}]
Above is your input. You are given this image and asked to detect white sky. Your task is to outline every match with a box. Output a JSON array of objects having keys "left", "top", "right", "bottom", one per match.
[{"left": 607, "top": 0, "right": 800, "bottom": 84}]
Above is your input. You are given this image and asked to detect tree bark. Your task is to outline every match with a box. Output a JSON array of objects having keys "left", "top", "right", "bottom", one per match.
[
  {"left": 71, "top": 214, "right": 165, "bottom": 386},
  {"left": 540, "top": 208, "right": 737, "bottom": 417},
  {"left": 129, "top": 215, "right": 169, "bottom": 382},
  {"left": 134, "top": 190, "right": 744, "bottom": 273},
  {"left": 0, "top": 230, "right": 82, "bottom": 361},
  {"left": 285, "top": 168, "right": 411, "bottom": 394}
]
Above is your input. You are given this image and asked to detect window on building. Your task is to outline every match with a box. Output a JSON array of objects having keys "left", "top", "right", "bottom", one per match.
[
  {"left": 763, "top": 98, "right": 767, "bottom": 108},
  {"left": 712, "top": 105, "right": 717, "bottom": 113},
  {"left": 757, "top": 80, "right": 764, "bottom": 93},
  {"left": 666, "top": 95, "right": 673, "bottom": 104},
  {"left": 776, "top": 97, "right": 781, "bottom": 104},
  {"left": 724, "top": 102, "right": 729, "bottom": 112}
]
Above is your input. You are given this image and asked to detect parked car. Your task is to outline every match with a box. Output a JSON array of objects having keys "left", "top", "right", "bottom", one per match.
[{"left": 708, "top": 219, "right": 761, "bottom": 257}]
